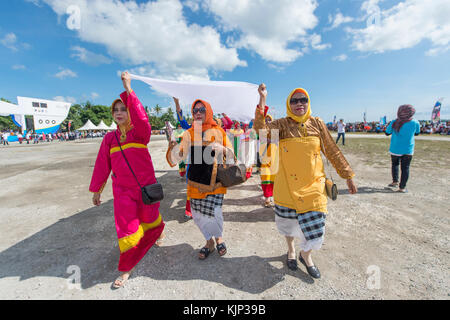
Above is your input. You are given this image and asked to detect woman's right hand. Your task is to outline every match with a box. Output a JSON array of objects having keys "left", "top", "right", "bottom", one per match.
[
  {"left": 258, "top": 83, "right": 267, "bottom": 98},
  {"left": 92, "top": 193, "right": 101, "bottom": 206}
]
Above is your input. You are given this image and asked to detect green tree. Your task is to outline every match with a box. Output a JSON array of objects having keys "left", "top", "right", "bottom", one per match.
[{"left": 154, "top": 104, "right": 162, "bottom": 116}]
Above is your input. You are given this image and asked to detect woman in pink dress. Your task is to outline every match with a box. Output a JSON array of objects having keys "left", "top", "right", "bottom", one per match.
[{"left": 90, "top": 72, "right": 165, "bottom": 288}]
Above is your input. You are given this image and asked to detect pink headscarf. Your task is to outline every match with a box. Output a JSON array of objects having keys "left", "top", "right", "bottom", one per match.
[{"left": 393, "top": 104, "right": 415, "bottom": 132}]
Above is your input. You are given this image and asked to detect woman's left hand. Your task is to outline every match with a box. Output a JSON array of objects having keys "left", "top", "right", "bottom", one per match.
[{"left": 346, "top": 178, "right": 357, "bottom": 194}]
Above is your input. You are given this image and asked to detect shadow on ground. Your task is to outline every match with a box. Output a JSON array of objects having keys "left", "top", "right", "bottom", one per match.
[
  {"left": 0, "top": 171, "right": 314, "bottom": 293},
  {"left": 338, "top": 186, "right": 395, "bottom": 195}
]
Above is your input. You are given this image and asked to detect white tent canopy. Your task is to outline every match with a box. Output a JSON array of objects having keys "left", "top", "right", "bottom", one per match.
[
  {"left": 96, "top": 120, "right": 111, "bottom": 130},
  {"left": 162, "top": 122, "right": 174, "bottom": 130},
  {"left": 77, "top": 119, "right": 98, "bottom": 131},
  {"left": 108, "top": 122, "right": 117, "bottom": 130}
]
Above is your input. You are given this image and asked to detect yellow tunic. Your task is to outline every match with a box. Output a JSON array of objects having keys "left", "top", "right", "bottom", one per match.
[{"left": 253, "top": 111, "right": 354, "bottom": 214}]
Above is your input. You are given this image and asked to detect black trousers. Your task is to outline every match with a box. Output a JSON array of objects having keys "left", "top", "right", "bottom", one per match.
[{"left": 391, "top": 155, "right": 413, "bottom": 189}]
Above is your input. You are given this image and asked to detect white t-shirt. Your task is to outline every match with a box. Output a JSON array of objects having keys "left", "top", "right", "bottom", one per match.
[{"left": 337, "top": 122, "right": 346, "bottom": 133}]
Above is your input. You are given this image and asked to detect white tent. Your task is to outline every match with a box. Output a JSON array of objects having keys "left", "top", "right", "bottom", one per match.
[
  {"left": 162, "top": 122, "right": 174, "bottom": 130},
  {"left": 96, "top": 120, "right": 111, "bottom": 130},
  {"left": 108, "top": 122, "right": 117, "bottom": 130},
  {"left": 77, "top": 119, "right": 98, "bottom": 131}
]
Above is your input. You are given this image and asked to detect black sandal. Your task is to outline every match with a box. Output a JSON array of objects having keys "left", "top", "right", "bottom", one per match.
[
  {"left": 216, "top": 242, "right": 227, "bottom": 256},
  {"left": 287, "top": 253, "right": 298, "bottom": 271},
  {"left": 198, "top": 247, "right": 214, "bottom": 260}
]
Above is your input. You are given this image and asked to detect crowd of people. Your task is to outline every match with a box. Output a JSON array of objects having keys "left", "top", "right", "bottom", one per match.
[
  {"left": 0, "top": 130, "right": 114, "bottom": 145},
  {"left": 327, "top": 120, "right": 449, "bottom": 135}
]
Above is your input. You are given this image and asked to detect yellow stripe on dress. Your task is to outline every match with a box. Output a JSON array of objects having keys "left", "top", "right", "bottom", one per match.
[
  {"left": 110, "top": 143, "right": 148, "bottom": 155},
  {"left": 118, "top": 213, "right": 163, "bottom": 253}
]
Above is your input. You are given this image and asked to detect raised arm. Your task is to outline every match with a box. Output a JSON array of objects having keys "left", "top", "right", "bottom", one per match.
[
  {"left": 120, "top": 72, "right": 151, "bottom": 143},
  {"left": 174, "top": 97, "right": 191, "bottom": 129}
]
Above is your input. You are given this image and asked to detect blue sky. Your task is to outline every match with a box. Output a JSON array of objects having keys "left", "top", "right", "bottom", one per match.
[{"left": 1, "top": 0, "right": 449, "bottom": 122}]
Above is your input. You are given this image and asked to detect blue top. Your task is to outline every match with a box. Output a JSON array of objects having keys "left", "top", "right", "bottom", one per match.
[
  {"left": 177, "top": 110, "right": 191, "bottom": 130},
  {"left": 385, "top": 119, "right": 420, "bottom": 155}
]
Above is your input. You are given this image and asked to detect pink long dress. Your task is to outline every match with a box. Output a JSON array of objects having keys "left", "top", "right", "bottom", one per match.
[{"left": 89, "top": 90, "right": 164, "bottom": 272}]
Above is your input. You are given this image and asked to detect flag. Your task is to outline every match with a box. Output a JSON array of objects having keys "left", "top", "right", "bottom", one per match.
[
  {"left": 333, "top": 115, "right": 336, "bottom": 125},
  {"left": 431, "top": 100, "right": 442, "bottom": 124}
]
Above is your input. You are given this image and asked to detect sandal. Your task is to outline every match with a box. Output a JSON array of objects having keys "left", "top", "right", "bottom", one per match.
[
  {"left": 155, "top": 232, "right": 165, "bottom": 247},
  {"left": 198, "top": 247, "right": 214, "bottom": 260},
  {"left": 112, "top": 271, "right": 132, "bottom": 289},
  {"left": 216, "top": 242, "right": 227, "bottom": 256}
]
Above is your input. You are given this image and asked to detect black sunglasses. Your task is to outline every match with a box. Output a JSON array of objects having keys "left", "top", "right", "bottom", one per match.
[
  {"left": 193, "top": 107, "right": 206, "bottom": 114},
  {"left": 290, "top": 97, "right": 308, "bottom": 105}
]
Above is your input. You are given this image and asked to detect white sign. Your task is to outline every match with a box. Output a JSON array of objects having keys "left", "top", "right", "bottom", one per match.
[{"left": 17, "top": 96, "right": 71, "bottom": 132}]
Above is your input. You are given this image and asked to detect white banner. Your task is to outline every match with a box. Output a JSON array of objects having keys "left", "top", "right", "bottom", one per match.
[{"left": 130, "top": 74, "right": 259, "bottom": 122}]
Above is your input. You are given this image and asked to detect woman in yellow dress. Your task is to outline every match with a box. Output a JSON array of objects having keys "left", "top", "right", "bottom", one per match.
[{"left": 253, "top": 84, "right": 357, "bottom": 279}]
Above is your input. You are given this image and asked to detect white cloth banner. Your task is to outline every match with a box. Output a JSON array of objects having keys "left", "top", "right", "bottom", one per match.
[{"left": 129, "top": 74, "right": 259, "bottom": 122}]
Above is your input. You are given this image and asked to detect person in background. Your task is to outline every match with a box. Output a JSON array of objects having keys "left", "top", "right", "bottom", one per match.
[
  {"left": 1, "top": 132, "right": 9, "bottom": 145},
  {"left": 173, "top": 97, "right": 193, "bottom": 219},
  {"left": 385, "top": 104, "right": 420, "bottom": 193},
  {"left": 336, "top": 119, "right": 346, "bottom": 146},
  {"left": 259, "top": 112, "right": 277, "bottom": 207}
]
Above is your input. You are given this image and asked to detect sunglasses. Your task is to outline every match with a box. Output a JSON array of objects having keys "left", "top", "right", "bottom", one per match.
[
  {"left": 290, "top": 97, "right": 308, "bottom": 105},
  {"left": 192, "top": 107, "right": 206, "bottom": 114}
]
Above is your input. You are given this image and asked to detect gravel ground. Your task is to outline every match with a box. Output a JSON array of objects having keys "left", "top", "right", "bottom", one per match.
[{"left": 0, "top": 135, "right": 448, "bottom": 300}]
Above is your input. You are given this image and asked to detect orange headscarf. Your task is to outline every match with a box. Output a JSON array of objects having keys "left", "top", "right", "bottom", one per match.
[{"left": 186, "top": 99, "right": 226, "bottom": 144}]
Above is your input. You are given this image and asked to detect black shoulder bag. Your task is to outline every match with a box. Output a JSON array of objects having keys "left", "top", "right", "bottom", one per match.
[{"left": 114, "top": 133, "right": 164, "bottom": 205}]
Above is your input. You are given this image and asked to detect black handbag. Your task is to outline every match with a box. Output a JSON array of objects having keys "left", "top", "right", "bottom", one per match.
[
  {"left": 114, "top": 133, "right": 164, "bottom": 205},
  {"left": 216, "top": 152, "right": 247, "bottom": 187}
]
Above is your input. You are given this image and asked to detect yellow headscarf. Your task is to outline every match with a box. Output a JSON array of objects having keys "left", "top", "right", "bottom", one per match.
[
  {"left": 286, "top": 88, "right": 311, "bottom": 136},
  {"left": 286, "top": 88, "right": 311, "bottom": 122},
  {"left": 111, "top": 98, "right": 133, "bottom": 143}
]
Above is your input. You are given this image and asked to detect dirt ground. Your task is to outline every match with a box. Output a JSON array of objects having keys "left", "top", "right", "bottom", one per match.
[{"left": 0, "top": 134, "right": 449, "bottom": 300}]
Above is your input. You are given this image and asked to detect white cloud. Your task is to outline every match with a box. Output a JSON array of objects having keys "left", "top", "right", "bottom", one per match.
[
  {"left": 327, "top": 10, "right": 354, "bottom": 30},
  {"left": 90, "top": 92, "right": 99, "bottom": 99},
  {"left": 309, "top": 33, "right": 331, "bottom": 50},
  {"left": 38, "top": 0, "right": 245, "bottom": 80},
  {"left": 54, "top": 67, "right": 77, "bottom": 79},
  {"left": 204, "top": 0, "right": 320, "bottom": 63},
  {"left": 53, "top": 96, "right": 77, "bottom": 104},
  {"left": 183, "top": 0, "right": 201, "bottom": 12},
  {"left": 12, "top": 65, "right": 26, "bottom": 70},
  {"left": 347, "top": 0, "right": 450, "bottom": 55},
  {"left": 1, "top": 33, "right": 19, "bottom": 51},
  {"left": 333, "top": 54, "right": 348, "bottom": 61},
  {"left": 0, "top": 33, "right": 31, "bottom": 51},
  {"left": 70, "top": 46, "right": 112, "bottom": 66}
]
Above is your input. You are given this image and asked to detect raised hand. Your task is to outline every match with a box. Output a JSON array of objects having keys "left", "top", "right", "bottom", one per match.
[{"left": 121, "top": 71, "right": 132, "bottom": 93}]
